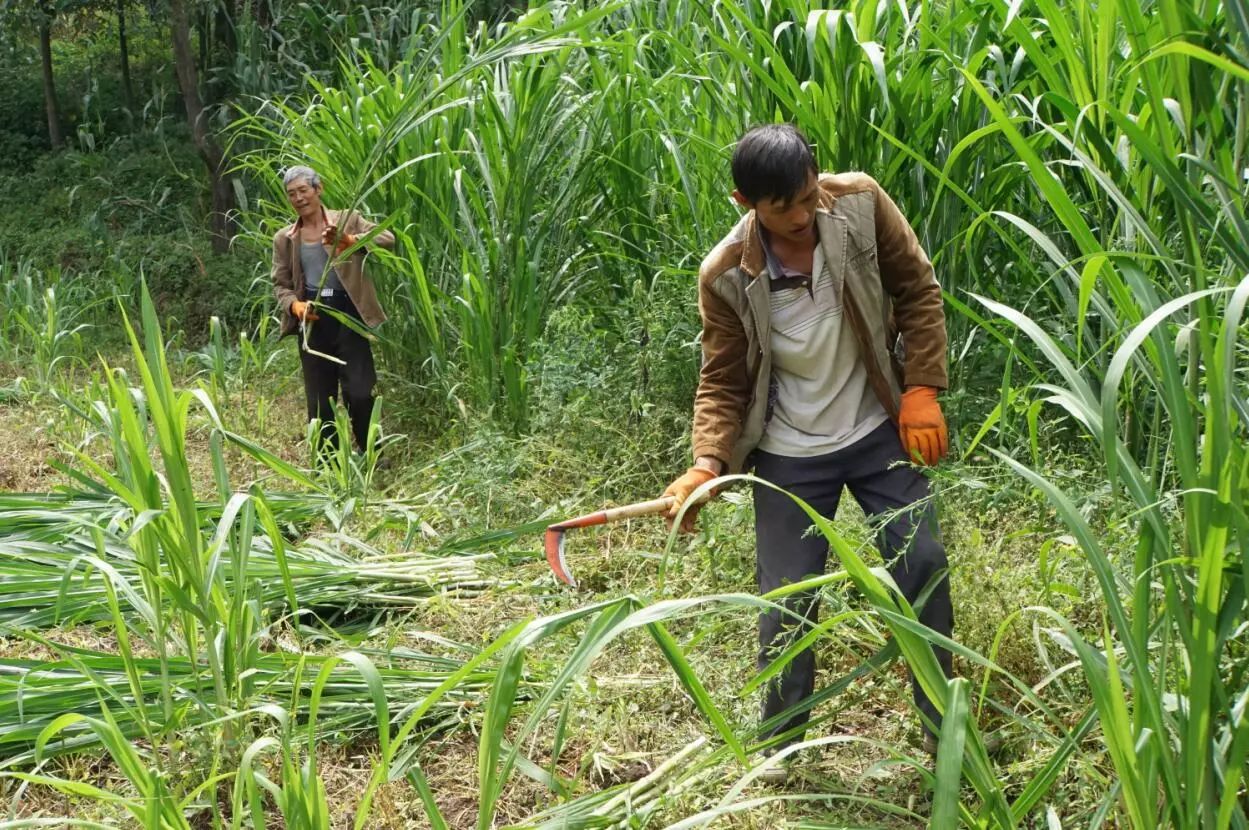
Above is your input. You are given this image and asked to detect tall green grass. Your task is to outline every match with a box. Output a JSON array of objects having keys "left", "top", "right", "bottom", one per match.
[
  {"left": 230, "top": 0, "right": 1248, "bottom": 824},
  {"left": 229, "top": 0, "right": 1025, "bottom": 428},
  {"left": 9, "top": 0, "right": 1247, "bottom": 825},
  {"left": 0, "top": 257, "right": 94, "bottom": 395}
]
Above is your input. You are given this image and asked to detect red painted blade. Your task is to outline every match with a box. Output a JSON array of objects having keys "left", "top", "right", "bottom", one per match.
[
  {"left": 544, "top": 525, "right": 576, "bottom": 587},
  {"left": 543, "top": 511, "right": 610, "bottom": 588}
]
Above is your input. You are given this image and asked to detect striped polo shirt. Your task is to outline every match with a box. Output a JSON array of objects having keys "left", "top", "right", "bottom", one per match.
[{"left": 757, "top": 228, "right": 888, "bottom": 457}]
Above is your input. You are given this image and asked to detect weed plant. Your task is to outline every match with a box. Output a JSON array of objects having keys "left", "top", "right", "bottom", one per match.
[{"left": 0, "top": 132, "right": 261, "bottom": 339}]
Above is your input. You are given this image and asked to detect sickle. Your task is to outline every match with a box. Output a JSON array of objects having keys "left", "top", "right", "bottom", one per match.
[{"left": 544, "top": 496, "right": 676, "bottom": 587}]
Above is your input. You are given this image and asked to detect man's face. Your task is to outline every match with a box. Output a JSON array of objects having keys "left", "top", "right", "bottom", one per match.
[
  {"left": 285, "top": 178, "right": 323, "bottom": 219},
  {"left": 735, "top": 172, "right": 819, "bottom": 245}
]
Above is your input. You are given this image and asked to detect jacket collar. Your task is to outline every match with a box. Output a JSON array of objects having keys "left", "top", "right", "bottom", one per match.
[
  {"left": 284, "top": 206, "right": 337, "bottom": 240},
  {"left": 738, "top": 185, "right": 837, "bottom": 279},
  {"left": 738, "top": 213, "right": 766, "bottom": 279}
]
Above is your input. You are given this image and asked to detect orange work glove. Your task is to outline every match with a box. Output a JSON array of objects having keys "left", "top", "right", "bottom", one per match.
[
  {"left": 898, "top": 386, "right": 948, "bottom": 466},
  {"left": 322, "top": 224, "right": 357, "bottom": 255},
  {"left": 662, "top": 466, "right": 717, "bottom": 534},
  {"left": 290, "top": 300, "right": 320, "bottom": 322}
]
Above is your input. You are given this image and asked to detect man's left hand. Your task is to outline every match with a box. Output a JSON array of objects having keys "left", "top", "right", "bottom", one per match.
[
  {"left": 322, "top": 224, "right": 357, "bottom": 255},
  {"left": 898, "top": 386, "right": 948, "bottom": 466}
]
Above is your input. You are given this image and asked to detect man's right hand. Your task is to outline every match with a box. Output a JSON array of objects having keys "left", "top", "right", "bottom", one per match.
[
  {"left": 291, "top": 300, "right": 320, "bottom": 322},
  {"left": 663, "top": 462, "right": 720, "bottom": 534}
]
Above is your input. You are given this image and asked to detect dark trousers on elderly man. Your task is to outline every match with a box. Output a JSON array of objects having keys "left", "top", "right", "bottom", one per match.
[
  {"left": 299, "top": 289, "right": 376, "bottom": 454},
  {"left": 752, "top": 419, "right": 954, "bottom": 744}
]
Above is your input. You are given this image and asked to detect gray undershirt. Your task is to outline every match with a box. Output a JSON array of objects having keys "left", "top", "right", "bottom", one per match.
[{"left": 300, "top": 242, "right": 343, "bottom": 292}]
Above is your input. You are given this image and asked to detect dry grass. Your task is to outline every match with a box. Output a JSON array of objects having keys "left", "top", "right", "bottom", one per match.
[
  {"left": 0, "top": 404, "right": 69, "bottom": 492},
  {"left": 0, "top": 354, "right": 309, "bottom": 501}
]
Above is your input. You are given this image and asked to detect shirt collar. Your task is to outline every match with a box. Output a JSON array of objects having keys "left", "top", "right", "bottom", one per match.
[
  {"left": 757, "top": 225, "right": 814, "bottom": 280},
  {"left": 285, "top": 206, "right": 332, "bottom": 240}
]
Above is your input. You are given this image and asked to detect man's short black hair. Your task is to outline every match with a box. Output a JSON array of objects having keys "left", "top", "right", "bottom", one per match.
[{"left": 731, "top": 124, "right": 818, "bottom": 205}]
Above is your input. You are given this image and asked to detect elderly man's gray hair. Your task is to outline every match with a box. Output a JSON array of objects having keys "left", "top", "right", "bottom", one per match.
[{"left": 283, "top": 165, "right": 321, "bottom": 189}]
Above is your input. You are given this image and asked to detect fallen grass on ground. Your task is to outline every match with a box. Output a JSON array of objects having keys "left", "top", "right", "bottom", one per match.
[
  {"left": 0, "top": 302, "right": 1123, "bottom": 826},
  {"left": 0, "top": 267, "right": 1194, "bottom": 828},
  {"left": 0, "top": 278, "right": 1144, "bottom": 828}
]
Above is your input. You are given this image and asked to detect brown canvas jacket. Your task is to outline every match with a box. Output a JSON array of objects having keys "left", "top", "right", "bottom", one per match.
[
  {"left": 692, "top": 172, "right": 948, "bottom": 472},
  {"left": 271, "top": 208, "right": 396, "bottom": 337}
]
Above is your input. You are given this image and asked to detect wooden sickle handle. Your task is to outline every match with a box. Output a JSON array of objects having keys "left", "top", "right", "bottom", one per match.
[{"left": 600, "top": 496, "right": 676, "bottom": 523}]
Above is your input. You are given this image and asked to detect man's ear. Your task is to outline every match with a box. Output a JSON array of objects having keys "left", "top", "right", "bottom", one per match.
[{"left": 731, "top": 190, "right": 751, "bottom": 208}]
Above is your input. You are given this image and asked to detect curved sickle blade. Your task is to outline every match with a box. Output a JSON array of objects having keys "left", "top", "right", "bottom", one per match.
[
  {"left": 544, "top": 525, "right": 577, "bottom": 587},
  {"left": 542, "top": 497, "right": 678, "bottom": 588},
  {"left": 543, "top": 510, "right": 609, "bottom": 588}
]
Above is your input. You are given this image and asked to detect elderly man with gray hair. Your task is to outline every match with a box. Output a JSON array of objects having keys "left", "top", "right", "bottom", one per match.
[{"left": 271, "top": 165, "right": 395, "bottom": 456}]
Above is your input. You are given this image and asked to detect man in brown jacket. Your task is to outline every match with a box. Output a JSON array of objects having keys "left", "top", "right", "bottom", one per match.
[
  {"left": 662, "top": 125, "right": 953, "bottom": 779},
  {"left": 271, "top": 165, "right": 395, "bottom": 455}
]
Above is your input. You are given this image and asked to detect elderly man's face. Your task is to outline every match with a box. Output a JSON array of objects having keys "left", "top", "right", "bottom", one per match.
[{"left": 285, "top": 177, "right": 323, "bottom": 219}]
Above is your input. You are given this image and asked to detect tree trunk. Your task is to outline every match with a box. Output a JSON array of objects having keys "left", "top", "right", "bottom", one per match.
[
  {"left": 209, "top": 0, "right": 237, "bottom": 104},
  {"left": 198, "top": 8, "right": 209, "bottom": 82},
  {"left": 215, "top": 0, "right": 237, "bottom": 67},
  {"left": 37, "top": 2, "right": 62, "bottom": 149},
  {"left": 169, "top": 0, "right": 236, "bottom": 254},
  {"left": 117, "top": 0, "right": 134, "bottom": 116},
  {"left": 255, "top": 0, "right": 271, "bottom": 33}
]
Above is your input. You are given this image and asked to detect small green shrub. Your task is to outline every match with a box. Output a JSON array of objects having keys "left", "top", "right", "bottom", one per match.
[{"left": 0, "top": 130, "right": 263, "bottom": 341}]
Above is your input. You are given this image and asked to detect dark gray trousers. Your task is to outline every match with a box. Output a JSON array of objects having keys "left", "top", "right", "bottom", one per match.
[
  {"left": 299, "top": 290, "right": 377, "bottom": 454},
  {"left": 752, "top": 419, "right": 954, "bottom": 742}
]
